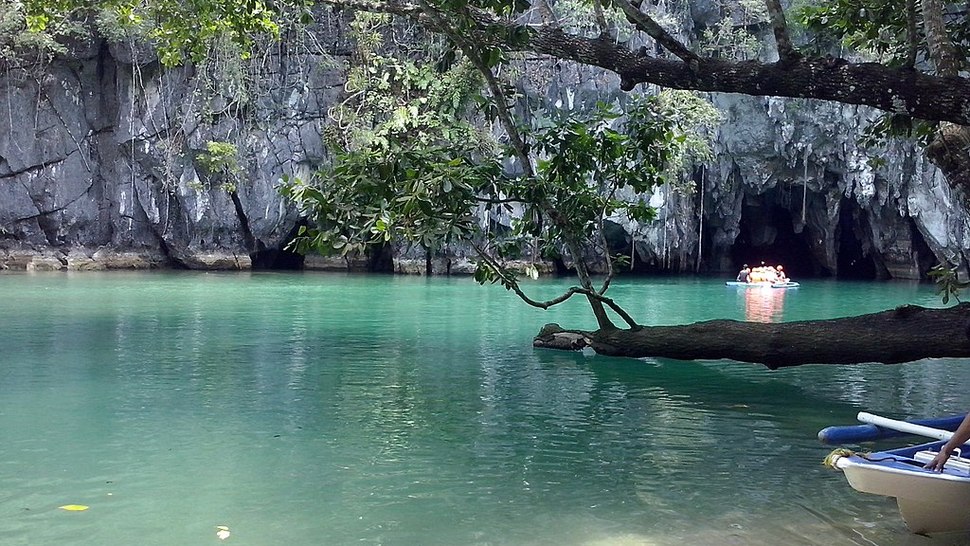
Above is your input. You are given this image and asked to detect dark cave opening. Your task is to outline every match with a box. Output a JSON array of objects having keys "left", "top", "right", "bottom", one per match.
[
  {"left": 730, "top": 199, "right": 817, "bottom": 280},
  {"left": 836, "top": 198, "right": 880, "bottom": 280},
  {"left": 252, "top": 244, "right": 305, "bottom": 270},
  {"left": 908, "top": 218, "right": 937, "bottom": 278},
  {"left": 251, "top": 222, "right": 306, "bottom": 270},
  {"left": 252, "top": 221, "right": 397, "bottom": 272}
]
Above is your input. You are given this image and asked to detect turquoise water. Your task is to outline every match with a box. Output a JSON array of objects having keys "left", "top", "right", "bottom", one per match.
[{"left": 1, "top": 272, "right": 968, "bottom": 546}]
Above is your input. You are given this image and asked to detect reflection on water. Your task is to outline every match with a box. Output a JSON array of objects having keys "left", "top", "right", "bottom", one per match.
[
  {"left": 742, "top": 286, "right": 787, "bottom": 322},
  {"left": 0, "top": 272, "right": 967, "bottom": 546}
]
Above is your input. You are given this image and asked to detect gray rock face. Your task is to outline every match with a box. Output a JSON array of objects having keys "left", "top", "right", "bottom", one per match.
[
  {"left": 694, "top": 95, "right": 964, "bottom": 280},
  {"left": 1, "top": 11, "right": 968, "bottom": 279},
  {"left": 0, "top": 24, "right": 346, "bottom": 270}
]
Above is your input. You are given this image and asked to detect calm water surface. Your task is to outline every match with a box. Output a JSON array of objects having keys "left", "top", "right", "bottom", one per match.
[{"left": 1, "top": 272, "right": 968, "bottom": 545}]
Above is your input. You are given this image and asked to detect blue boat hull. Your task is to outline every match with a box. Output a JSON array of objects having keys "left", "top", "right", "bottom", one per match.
[
  {"left": 818, "top": 415, "right": 966, "bottom": 444},
  {"left": 725, "top": 281, "right": 800, "bottom": 288}
]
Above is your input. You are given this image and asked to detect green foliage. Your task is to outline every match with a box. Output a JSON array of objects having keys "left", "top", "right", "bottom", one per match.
[
  {"left": 151, "top": 0, "right": 282, "bottom": 66},
  {"left": 859, "top": 113, "right": 938, "bottom": 149},
  {"left": 928, "top": 264, "right": 969, "bottom": 305},
  {"left": 282, "top": 13, "right": 501, "bottom": 256},
  {"left": 798, "top": 0, "right": 905, "bottom": 61},
  {"left": 280, "top": 93, "right": 684, "bottom": 280},
  {"left": 197, "top": 141, "right": 239, "bottom": 174},
  {"left": 329, "top": 13, "right": 493, "bottom": 156},
  {"left": 471, "top": 98, "right": 683, "bottom": 291},
  {"left": 0, "top": 0, "right": 88, "bottom": 66},
  {"left": 796, "top": 0, "right": 968, "bottom": 65},
  {"left": 195, "top": 140, "right": 241, "bottom": 192},
  {"left": 280, "top": 143, "right": 502, "bottom": 255},
  {"left": 553, "top": 0, "right": 634, "bottom": 40},
  {"left": 654, "top": 89, "right": 722, "bottom": 186},
  {"left": 21, "top": 0, "right": 298, "bottom": 66},
  {"left": 518, "top": 98, "right": 669, "bottom": 245},
  {"left": 796, "top": 0, "right": 963, "bottom": 148},
  {"left": 699, "top": 0, "right": 768, "bottom": 60},
  {"left": 277, "top": 8, "right": 711, "bottom": 287}
]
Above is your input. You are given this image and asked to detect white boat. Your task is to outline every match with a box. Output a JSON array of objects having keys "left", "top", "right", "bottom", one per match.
[
  {"left": 725, "top": 280, "right": 800, "bottom": 288},
  {"left": 825, "top": 413, "right": 970, "bottom": 534}
]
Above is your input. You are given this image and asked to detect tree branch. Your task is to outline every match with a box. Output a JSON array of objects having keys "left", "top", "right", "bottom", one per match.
[
  {"left": 471, "top": 242, "right": 638, "bottom": 328},
  {"left": 764, "top": 0, "right": 799, "bottom": 62},
  {"left": 416, "top": 0, "right": 534, "bottom": 175},
  {"left": 592, "top": 0, "right": 609, "bottom": 36},
  {"left": 918, "top": 0, "right": 970, "bottom": 191},
  {"left": 525, "top": 29, "right": 970, "bottom": 124},
  {"left": 616, "top": 0, "right": 698, "bottom": 64},
  {"left": 472, "top": 242, "right": 583, "bottom": 308},
  {"left": 921, "top": 0, "right": 961, "bottom": 76},
  {"left": 905, "top": 0, "right": 919, "bottom": 69},
  {"left": 322, "top": 0, "right": 970, "bottom": 125}
]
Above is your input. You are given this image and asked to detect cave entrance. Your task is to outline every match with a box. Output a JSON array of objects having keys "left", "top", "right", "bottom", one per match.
[
  {"left": 731, "top": 197, "right": 816, "bottom": 279},
  {"left": 252, "top": 245, "right": 305, "bottom": 270},
  {"left": 836, "top": 198, "right": 880, "bottom": 280},
  {"left": 251, "top": 222, "right": 306, "bottom": 270}
]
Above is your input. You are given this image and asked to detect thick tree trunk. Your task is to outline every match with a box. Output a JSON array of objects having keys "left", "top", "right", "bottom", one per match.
[
  {"left": 521, "top": 31, "right": 970, "bottom": 126},
  {"left": 534, "top": 303, "right": 970, "bottom": 368},
  {"left": 921, "top": 0, "right": 961, "bottom": 77},
  {"left": 918, "top": 0, "right": 970, "bottom": 193}
]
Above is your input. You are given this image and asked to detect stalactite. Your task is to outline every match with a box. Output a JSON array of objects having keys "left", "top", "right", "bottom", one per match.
[
  {"left": 802, "top": 160, "right": 808, "bottom": 225},
  {"left": 660, "top": 182, "right": 670, "bottom": 269},
  {"left": 696, "top": 166, "right": 704, "bottom": 273}
]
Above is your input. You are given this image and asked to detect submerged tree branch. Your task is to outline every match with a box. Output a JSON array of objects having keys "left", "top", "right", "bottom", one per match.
[{"left": 535, "top": 303, "right": 970, "bottom": 368}]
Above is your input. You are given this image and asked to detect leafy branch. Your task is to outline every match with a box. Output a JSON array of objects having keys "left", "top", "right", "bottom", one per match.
[{"left": 929, "top": 263, "right": 969, "bottom": 305}]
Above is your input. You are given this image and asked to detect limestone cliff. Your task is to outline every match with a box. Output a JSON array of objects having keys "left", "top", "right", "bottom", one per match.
[
  {"left": 0, "top": 26, "right": 344, "bottom": 270},
  {"left": 0, "top": 8, "right": 967, "bottom": 279}
]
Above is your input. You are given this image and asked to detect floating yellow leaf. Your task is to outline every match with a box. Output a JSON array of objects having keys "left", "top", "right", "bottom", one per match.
[{"left": 59, "top": 505, "right": 89, "bottom": 511}]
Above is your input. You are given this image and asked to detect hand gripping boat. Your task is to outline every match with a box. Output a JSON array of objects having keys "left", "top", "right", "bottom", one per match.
[{"left": 823, "top": 412, "right": 970, "bottom": 534}]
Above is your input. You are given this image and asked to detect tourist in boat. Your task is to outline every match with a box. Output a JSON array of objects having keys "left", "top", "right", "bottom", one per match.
[
  {"left": 771, "top": 265, "right": 784, "bottom": 283},
  {"left": 737, "top": 264, "right": 751, "bottom": 282},
  {"left": 735, "top": 264, "right": 791, "bottom": 285},
  {"left": 924, "top": 412, "right": 970, "bottom": 471}
]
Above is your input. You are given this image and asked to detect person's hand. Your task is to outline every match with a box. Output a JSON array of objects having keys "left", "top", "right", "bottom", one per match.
[{"left": 924, "top": 449, "right": 952, "bottom": 472}]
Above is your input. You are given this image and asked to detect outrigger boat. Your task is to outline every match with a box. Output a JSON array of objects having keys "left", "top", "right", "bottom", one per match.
[
  {"left": 725, "top": 280, "right": 800, "bottom": 288},
  {"left": 822, "top": 412, "right": 970, "bottom": 534}
]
